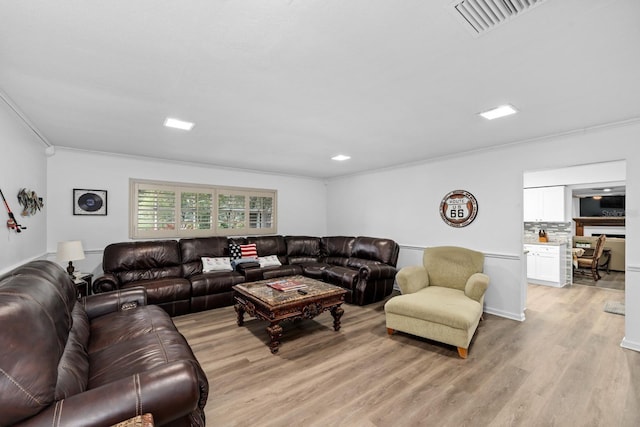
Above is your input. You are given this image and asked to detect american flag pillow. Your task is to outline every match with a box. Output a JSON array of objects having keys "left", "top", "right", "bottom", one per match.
[
  {"left": 229, "top": 242, "right": 242, "bottom": 260},
  {"left": 240, "top": 243, "right": 258, "bottom": 259}
]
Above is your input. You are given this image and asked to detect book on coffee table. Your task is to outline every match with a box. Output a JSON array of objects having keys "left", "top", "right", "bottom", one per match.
[{"left": 266, "top": 278, "right": 307, "bottom": 292}]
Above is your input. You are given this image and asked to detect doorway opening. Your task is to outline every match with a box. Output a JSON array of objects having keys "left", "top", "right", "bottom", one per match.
[{"left": 523, "top": 160, "right": 626, "bottom": 298}]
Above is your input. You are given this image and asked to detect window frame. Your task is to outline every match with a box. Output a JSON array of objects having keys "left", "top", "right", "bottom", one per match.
[{"left": 129, "top": 178, "right": 277, "bottom": 239}]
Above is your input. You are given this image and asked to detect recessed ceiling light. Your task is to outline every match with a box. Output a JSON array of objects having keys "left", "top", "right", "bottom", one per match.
[
  {"left": 479, "top": 104, "right": 518, "bottom": 120},
  {"left": 332, "top": 155, "right": 351, "bottom": 161},
  {"left": 603, "top": 188, "right": 612, "bottom": 192},
  {"left": 164, "top": 117, "right": 195, "bottom": 131},
  {"left": 593, "top": 196, "right": 602, "bottom": 200}
]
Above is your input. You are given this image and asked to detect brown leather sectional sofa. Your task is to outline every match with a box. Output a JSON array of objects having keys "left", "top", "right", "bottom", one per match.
[
  {"left": 0, "top": 260, "right": 208, "bottom": 426},
  {"left": 94, "top": 235, "right": 399, "bottom": 315}
]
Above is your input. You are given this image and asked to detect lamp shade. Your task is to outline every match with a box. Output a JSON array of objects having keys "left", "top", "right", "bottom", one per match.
[{"left": 56, "top": 240, "right": 86, "bottom": 262}]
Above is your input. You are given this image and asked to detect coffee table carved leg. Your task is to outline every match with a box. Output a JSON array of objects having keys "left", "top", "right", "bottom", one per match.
[
  {"left": 234, "top": 303, "right": 245, "bottom": 326},
  {"left": 331, "top": 305, "right": 344, "bottom": 331},
  {"left": 266, "top": 323, "right": 283, "bottom": 354}
]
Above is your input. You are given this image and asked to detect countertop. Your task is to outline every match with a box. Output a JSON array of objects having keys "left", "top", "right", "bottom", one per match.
[{"left": 523, "top": 241, "right": 567, "bottom": 246}]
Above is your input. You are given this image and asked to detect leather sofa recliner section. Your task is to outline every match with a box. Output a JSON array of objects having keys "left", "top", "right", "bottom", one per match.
[
  {"left": 0, "top": 260, "right": 208, "bottom": 427},
  {"left": 94, "top": 235, "right": 400, "bottom": 313},
  {"left": 180, "top": 236, "right": 246, "bottom": 312},
  {"left": 95, "top": 240, "right": 192, "bottom": 316}
]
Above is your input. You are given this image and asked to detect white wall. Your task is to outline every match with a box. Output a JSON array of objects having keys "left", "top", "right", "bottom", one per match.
[
  {"left": 523, "top": 160, "right": 626, "bottom": 187},
  {"left": 46, "top": 149, "right": 327, "bottom": 274},
  {"left": 0, "top": 97, "right": 47, "bottom": 273},
  {"left": 326, "top": 120, "right": 640, "bottom": 352}
]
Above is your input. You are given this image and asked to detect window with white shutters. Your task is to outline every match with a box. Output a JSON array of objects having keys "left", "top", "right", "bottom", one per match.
[{"left": 130, "top": 179, "right": 277, "bottom": 238}]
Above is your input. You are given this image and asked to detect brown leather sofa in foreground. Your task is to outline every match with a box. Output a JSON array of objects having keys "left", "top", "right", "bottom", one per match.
[
  {"left": 0, "top": 260, "right": 208, "bottom": 427},
  {"left": 94, "top": 235, "right": 399, "bottom": 315}
]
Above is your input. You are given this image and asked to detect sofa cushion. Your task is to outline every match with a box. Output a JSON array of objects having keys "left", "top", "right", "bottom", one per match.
[
  {"left": 121, "top": 277, "right": 191, "bottom": 305},
  {"left": 423, "top": 246, "right": 484, "bottom": 291},
  {"left": 298, "top": 262, "right": 330, "bottom": 279},
  {"left": 261, "top": 264, "right": 304, "bottom": 280},
  {"left": 247, "top": 235, "right": 288, "bottom": 265},
  {"left": 55, "top": 304, "right": 90, "bottom": 400},
  {"left": 88, "top": 323, "right": 202, "bottom": 389},
  {"left": 352, "top": 236, "right": 399, "bottom": 265},
  {"left": 103, "top": 240, "right": 183, "bottom": 285},
  {"left": 385, "top": 286, "right": 482, "bottom": 330},
  {"left": 347, "top": 257, "right": 382, "bottom": 270},
  {"left": 323, "top": 266, "right": 358, "bottom": 290},
  {"left": 0, "top": 260, "right": 78, "bottom": 425},
  {"left": 285, "top": 236, "right": 321, "bottom": 263},
  {"left": 190, "top": 271, "right": 246, "bottom": 296},
  {"left": 180, "top": 236, "right": 230, "bottom": 276},
  {"left": 321, "top": 236, "right": 355, "bottom": 258},
  {"left": 88, "top": 305, "right": 177, "bottom": 354}
]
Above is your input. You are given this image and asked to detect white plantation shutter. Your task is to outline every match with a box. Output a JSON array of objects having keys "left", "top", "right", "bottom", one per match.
[
  {"left": 181, "top": 191, "right": 213, "bottom": 231},
  {"left": 133, "top": 184, "right": 177, "bottom": 238},
  {"left": 130, "top": 179, "right": 276, "bottom": 238},
  {"left": 249, "top": 195, "right": 273, "bottom": 229},
  {"left": 218, "top": 193, "right": 246, "bottom": 231}
]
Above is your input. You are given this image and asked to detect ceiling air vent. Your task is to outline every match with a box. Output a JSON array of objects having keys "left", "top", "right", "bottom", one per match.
[{"left": 450, "top": 0, "right": 547, "bottom": 37}]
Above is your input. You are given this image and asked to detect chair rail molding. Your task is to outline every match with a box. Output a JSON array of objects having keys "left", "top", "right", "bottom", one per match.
[
  {"left": 398, "top": 244, "right": 525, "bottom": 321},
  {"left": 398, "top": 244, "right": 520, "bottom": 261}
]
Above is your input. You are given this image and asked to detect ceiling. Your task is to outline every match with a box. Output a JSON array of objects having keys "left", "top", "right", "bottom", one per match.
[
  {"left": 570, "top": 183, "right": 626, "bottom": 198},
  {"left": 2, "top": 0, "right": 639, "bottom": 179}
]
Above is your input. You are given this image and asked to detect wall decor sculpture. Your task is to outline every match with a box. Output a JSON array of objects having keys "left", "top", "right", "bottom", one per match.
[{"left": 17, "top": 188, "right": 44, "bottom": 216}]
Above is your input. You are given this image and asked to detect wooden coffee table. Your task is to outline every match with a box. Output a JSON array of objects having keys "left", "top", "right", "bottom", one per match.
[{"left": 233, "top": 275, "right": 347, "bottom": 354}]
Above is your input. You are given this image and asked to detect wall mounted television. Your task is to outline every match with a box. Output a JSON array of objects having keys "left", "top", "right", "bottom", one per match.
[{"left": 580, "top": 195, "right": 625, "bottom": 216}]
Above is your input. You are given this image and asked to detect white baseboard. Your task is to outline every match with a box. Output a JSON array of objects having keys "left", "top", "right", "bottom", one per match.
[
  {"left": 621, "top": 337, "right": 640, "bottom": 353},
  {"left": 484, "top": 306, "right": 525, "bottom": 322}
]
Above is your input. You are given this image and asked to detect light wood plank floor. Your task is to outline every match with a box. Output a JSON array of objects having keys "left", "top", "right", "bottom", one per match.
[{"left": 173, "top": 284, "right": 639, "bottom": 427}]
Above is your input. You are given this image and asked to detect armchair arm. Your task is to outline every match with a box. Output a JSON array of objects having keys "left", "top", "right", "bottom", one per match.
[
  {"left": 93, "top": 272, "right": 120, "bottom": 294},
  {"left": 359, "top": 263, "right": 397, "bottom": 281},
  {"left": 81, "top": 287, "right": 148, "bottom": 319},
  {"left": 464, "top": 272, "right": 490, "bottom": 302},
  {"left": 19, "top": 361, "right": 202, "bottom": 427},
  {"left": 396, "top": 265, "right": 429, "bottom": 294}
]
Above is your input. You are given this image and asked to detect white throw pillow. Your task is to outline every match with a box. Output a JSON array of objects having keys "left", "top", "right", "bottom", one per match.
[
  {"left": 202, "top": 257, "right": 233, "bottom": 272},
  {"left": 258, "top": 255, "right": 282, "bottom": 268}
]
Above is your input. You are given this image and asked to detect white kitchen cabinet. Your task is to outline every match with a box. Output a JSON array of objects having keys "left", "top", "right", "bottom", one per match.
[
  {"left": 524, "top": 243, "right": 567, "bottom": 287},
  {"left": 523, "top": 186, "right": 566, "bottom": 222}
]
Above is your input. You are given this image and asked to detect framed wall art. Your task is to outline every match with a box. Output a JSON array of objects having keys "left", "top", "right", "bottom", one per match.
[{"left": 73, "top": 189, "right": 107, "bottom": 216}]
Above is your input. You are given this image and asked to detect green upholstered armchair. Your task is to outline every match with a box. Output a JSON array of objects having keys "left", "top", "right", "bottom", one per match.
[{"left": 384, "top": 246, "right": 489, "bottom": 358}]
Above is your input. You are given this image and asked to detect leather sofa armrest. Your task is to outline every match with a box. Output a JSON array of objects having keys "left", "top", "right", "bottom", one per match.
[
  {"left": 235, "top": 261, "right": 263, "bottom": 282},
  {"left": 396, "top": 265, "right": 429, "bottom": 294},
  {"left": 82, "top": 287, "right": 148, "bottom": 319},
  {"left": 359, "top": 264, "right": 397, "bottom": 281},
  {"left": 464, "top": 272, "right": 490, "bottom": 302},
  {"left": 18, "top": 361, "right": 202, "bottom": 427},
  {"left": 93, "top": 272, "right": 120, "bottom": 294}
]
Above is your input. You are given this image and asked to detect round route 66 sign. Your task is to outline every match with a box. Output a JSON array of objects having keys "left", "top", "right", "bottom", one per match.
[{"left": 440, "top": 190, "right": 478, "bottom": 228}]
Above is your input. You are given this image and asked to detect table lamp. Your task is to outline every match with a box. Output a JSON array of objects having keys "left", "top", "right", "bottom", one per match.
[{"left": 56, "top": 240, "right": 85, "bottom": 276}]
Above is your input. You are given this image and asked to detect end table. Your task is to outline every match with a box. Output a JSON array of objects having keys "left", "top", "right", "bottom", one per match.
[{"left": 73, "top": 272, "right": 93, "bottom": 298}]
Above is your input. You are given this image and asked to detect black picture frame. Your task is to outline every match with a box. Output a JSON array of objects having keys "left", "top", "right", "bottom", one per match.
[{"left": 73, "top": 189, "right": 107, "bottom": 216}]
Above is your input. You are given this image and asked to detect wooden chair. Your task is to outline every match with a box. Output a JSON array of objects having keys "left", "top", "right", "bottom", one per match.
[{"left": 575, "top": 234, "right": 606, "bottom": 281}]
